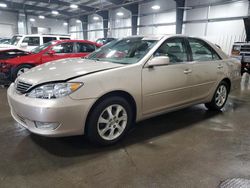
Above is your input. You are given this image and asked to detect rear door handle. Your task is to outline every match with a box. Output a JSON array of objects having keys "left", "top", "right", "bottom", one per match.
[
  {"left": 217, "top": 64, "right": 223, "bottom": 69},
  {"left": 184, "top": 69, "right": 192, "bottom": 74}
]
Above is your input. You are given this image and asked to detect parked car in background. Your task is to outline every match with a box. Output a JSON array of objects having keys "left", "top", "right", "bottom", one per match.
[
  {"left": 0, "top": 40, "right": 101, "bottom": 82},
  {"left": 96, "top": 38, "right": 116, "bottom": 45},
  {"left": 231, "top": 42, "right": 250, "bottom": 75},
  {"left": 0, "top": 34, "right": 71, "bottom": 52},
  {"left": 7, "top": 35, "right": 241, "bottom": 145},
  {"left": 0, "top": 38, "right": 11, "bottom": 44}
]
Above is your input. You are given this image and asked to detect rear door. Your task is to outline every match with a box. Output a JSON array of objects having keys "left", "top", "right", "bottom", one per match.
[
  {"left": 41, "top": 42, "right": 74, "bottom": 63},
  {"left": 186, "top": 37, "right": 223, "bottom": 101},
  {"left": 43, "top": 37, "right": 57, "bottom": 44},
  {"left": 74, "top": 42, "right": 96, "bottom": 58}
]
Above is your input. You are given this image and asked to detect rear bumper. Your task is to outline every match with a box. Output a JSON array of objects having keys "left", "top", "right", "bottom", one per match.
[{"left": 231, "top": 77, "right": 241, "bottom": 91}]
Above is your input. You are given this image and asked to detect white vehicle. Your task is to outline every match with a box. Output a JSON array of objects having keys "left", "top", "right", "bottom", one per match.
[{"left": 0, "top": 34, "right": 71, "bottom": 51}]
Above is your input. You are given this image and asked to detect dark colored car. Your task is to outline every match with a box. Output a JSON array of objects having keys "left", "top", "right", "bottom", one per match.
[
  {"left": 96, "top": 38, "right": 116, "bottom": 45},
  {"left": 231, "top": 42, "right": 250, "bottom": 75},
  {"left": 241, "top": 55, "right": 250, "bottom": 75},
  {"left": 0, "top": 40, "right": 101, "bottom": 82}
]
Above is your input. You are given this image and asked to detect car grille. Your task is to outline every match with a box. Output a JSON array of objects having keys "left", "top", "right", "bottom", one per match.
[
  {"left": 240, "top": 45, "right": 250, "bottom": 53},
  {"left": 15, "top": 80, "right": 33, "bottom": 94}
]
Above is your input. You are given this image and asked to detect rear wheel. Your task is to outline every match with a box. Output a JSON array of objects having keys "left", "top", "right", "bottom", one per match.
[
  {"left": 86, "top": 96, "right": 133, "bottom": 146},
  {"left": 11, "top": 64, "right": 33, "bottom": 81},
  {"left": 205, "top": 81, "right": 229, "bottom": 111}
]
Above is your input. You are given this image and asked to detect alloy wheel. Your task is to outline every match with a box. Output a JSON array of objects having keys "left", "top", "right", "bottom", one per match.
[
  {"left": 17, "top": 68, "right": 30, "bottom": 77},
  {"left": 215, "top": 85, "right": 227, "bottom": 107},
  {"left": 97, "top": 104, "right": 128, "bottom": 141}
]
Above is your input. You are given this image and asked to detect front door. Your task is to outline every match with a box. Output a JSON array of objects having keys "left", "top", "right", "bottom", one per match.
[
  {"left": 142, "top": 37, "right": 193, "bottom": 115},
  {"left": 41, "top": 42, "right": 74, "bottom": 63}
]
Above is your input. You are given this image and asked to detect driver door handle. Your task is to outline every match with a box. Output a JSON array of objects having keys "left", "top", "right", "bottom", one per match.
[
  {"left": 184, "top": 69, "right": 192, "bottom": 74},
  {"left": 217, "top": 64, "right": 223, "bottom": 69}
]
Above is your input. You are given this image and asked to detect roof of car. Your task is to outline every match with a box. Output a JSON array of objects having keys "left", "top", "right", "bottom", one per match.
[
  {"left": 18, "top": 34, "right": 70, "bottom": 37},
  {"left": 52, "top": 39, "right": 99, "bottom": 44}
]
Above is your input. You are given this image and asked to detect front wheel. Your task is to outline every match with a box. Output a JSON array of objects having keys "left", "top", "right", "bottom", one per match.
[
  {"left": 205, "top": 81, "right": 229, "bottom": 111},
  {"left": 11, "top": 64, "right": 33, "bottom": 81},
  {"left": 86, "top": 96, "right": 133, "bottom": 146}
]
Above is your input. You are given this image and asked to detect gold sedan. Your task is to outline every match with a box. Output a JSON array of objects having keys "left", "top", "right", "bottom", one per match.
[{"left": 7, "top": 35, "right": 241, "bottom": 145}]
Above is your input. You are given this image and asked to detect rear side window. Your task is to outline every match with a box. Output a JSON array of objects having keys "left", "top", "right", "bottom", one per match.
[
  {"left": 22, "top": 37, "right": 40, "bottom": 46},
  {"left": 60, "top": 37, "right": 70, "bottom": 40},
  {"left": 188, "top": 38, "right": 221, "bottom": 61},
  {"left": 43, "top": 37, "right": 56, "bottom": 43},
  {"left": 52, "top": 42, "right": 74, "bottom": 53},
  {"left": 76, "top": 42, "right": 95, "bottom": 53}
]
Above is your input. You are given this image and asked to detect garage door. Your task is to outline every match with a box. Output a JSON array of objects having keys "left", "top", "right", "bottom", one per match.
[{"left": 0, "top": 23, "right": 15, "bottom": 38}]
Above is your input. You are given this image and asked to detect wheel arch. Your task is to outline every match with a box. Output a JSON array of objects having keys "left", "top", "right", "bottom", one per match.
[
  {"left": 221, "top": 77, "right": 231, "bottom": 92},
  {"left": 11, "top": 63, "right": 35, "bottom": 81},
  {"left": 85, "top": 90, "right": 137, "bottom": 133}
]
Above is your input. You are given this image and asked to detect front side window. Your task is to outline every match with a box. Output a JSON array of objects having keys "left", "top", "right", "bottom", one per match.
[
  {"left": 87, "top": 37, "right": 158, "bottom": 64},
  {"left": 188, "top": 38, "right": 221, "bottom": 61},
  {"left": 10, "top": 36, "right": 22, "bottom": 45},
  {"left": 51, "top": 42, "right": 74, "bottom": 53},
  {"left": 31, "top": 41, "right": 56, "bottom": 54},
  {"left": 76, "top": 43, "right": 95, "bottom": 53},
  {"left": 154, "top": 37, "right": 188, "bottom": 63},
  {"left": 22, "top": 37, "right": 40, "bottom": 46}
]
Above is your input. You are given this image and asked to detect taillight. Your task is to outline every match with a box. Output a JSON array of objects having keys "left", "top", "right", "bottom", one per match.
[{"left": 231, "top": 45, "right": 241, "bottom": 56}]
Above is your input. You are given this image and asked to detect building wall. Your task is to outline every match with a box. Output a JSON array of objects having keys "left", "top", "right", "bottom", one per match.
[
  {"left": 27, "top": 15, "right": 68, "bottom": 35},
  {"left": 109, "top": 8, "right": 131, "bottom": 38},
  {"left": 0, "top": 10, "right": 68, "bottom": 38},
  {"left": 88, "top": 14, "right": 103, "bottom": 41},
  {"left": 183, "top": 0, "right": 249, "bottom": 54},
  {"left": 69, "top": 19, "right": 83, "bottom": 40},
  {"left": 138, "top": 0, "right": 176, "bottom": 35},
  {"left": 0, "top": 10, "right": 18, "bottom": 38}
]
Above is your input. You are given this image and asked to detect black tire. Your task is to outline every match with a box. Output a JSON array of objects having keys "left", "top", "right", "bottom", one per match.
[
  {"left": 86, "top": 96, "right": 133, "bottom": 146},
  {"left": 205, "top": 81, "right": 229, "bottom": 111},
  {"left": 11, "top": 64, "right": 33, "bottom": 81}
]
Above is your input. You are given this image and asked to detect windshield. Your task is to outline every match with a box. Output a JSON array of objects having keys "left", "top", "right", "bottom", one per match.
[
  {"left": 87, "top": 37, "right": 158, "bottom": 64},
  {"left": 10, "top": 36, "right": 22, "bottom": 45},
  {"left": 31, "top": 41, "right": 54, "bottom": 53}
]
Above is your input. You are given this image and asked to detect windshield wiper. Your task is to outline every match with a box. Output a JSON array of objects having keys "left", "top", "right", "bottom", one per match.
[{"left": 82, "top": 57, "right": 101, "bottom": 61}]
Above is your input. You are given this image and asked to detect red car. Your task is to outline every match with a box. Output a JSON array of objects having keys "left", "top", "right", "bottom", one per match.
[{"left": 0, "top": 40, "right": 101, "bottom": 82}]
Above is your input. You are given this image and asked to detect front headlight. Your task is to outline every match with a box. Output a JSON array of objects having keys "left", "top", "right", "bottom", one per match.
[{"left": 26, "top": 82, "right": 83, "bottom": 99}]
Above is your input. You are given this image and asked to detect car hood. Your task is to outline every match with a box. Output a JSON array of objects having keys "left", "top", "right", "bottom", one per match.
[
  {"left": 0, "top": 49, "right": 29, "bottom": 61},
  {"left": 5, "top": 52, "right": 38, "bottom": 63},
  {"left": 18, "top": 58, "right": 124, "bottom": 85},
  {"left": 0, "top": 44, "right": 17, "bottom": 50}
]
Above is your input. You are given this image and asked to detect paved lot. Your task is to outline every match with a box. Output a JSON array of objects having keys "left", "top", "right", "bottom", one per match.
[{"left": 0, "top": 74, "right": 250, "bottom": 188}]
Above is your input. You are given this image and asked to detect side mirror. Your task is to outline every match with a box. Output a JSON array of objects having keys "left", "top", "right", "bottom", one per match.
[
  {"left": 20, "top": 42, "right": 28, "bottom": 48},
  {"left": 48, "top": 50, "right": 56, "bottom": 56},
  {"left": 147, "top": 56, "right": 170, "bottom": 67}
]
